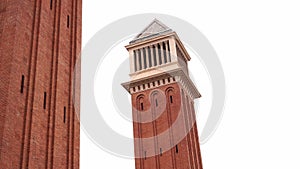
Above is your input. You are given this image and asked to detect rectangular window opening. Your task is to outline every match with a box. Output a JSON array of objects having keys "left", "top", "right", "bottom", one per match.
[
  {"left": 63, "top": 106, "right": 66, "bottom": 123},
  {"left": 170, "top": 96, "right": 173, "bottom": 103},
  {"left": 144, "top": 151, "right": 147, "bottom": 160},
  {"left": 175, "top": 145, "right": 178, "bottom": 153},
  {"left": 141, "top": 103, "right": 144, "bottom": 111},
  {"left": 160, "top": 148, "right": 162, "bottom": 156},
  {"left": 155, "top": 99, "right": 158, "bottom": 107},
  {"left": 43, "top": 92, "right": 47, "bottom": 109},
  {"left": 20, "top": 75, "right": 25, "bottom": 93},
  {"left": 67, "top": 15, "right": 70, "bottom": 28},
  {"left": 50, "top": 0, "right": 53, "bottom": 10}
]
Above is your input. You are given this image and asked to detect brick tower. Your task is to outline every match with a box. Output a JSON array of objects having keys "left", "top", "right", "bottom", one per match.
[
  {"left": 0, "top": 0, "right": 81, "bottom": 168},
  {"left": 122, "top": 19, "right": 203, "bottom": 169}
]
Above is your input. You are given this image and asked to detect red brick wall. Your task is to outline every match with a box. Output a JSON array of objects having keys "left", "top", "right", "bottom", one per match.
[
  {"left": 0, "top": 0, "right": 81, "bottom": 168},
  {"left": 131, "top": 82, "right": 203, "bottom": 169}
]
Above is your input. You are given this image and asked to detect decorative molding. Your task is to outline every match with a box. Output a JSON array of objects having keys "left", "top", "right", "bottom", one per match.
[{"left": 122, "top": 68, "right": 201, "bottom": 99}]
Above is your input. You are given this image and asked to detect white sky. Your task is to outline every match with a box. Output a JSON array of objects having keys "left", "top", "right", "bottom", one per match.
[{"left": 82, "top": 0, "right": 300, "bottom": 168}]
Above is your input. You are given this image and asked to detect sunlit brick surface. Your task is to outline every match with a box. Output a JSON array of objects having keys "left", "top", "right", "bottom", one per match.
[{"left": 0, "top": 1, "right": 81, "bottom": 168}]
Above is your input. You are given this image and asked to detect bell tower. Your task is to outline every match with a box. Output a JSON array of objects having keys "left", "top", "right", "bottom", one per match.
[
  {"left": 0, "top": 1, "right": 81, "bottom": 168},
  {"left": 122, "top": 19, "right": 203, "bottom": 169}
]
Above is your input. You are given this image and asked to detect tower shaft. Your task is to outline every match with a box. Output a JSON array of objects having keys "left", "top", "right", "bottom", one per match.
[{"left": 0, "top": 0, "right": 81, "bottom": 168}]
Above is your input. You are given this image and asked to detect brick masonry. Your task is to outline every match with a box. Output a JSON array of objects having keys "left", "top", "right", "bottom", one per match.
[
  {"left": 131, "top": 82, "right": 203, "bottom": 169},
  {"left": 0, "top": 0, "right": 81, "bottom": 168}
]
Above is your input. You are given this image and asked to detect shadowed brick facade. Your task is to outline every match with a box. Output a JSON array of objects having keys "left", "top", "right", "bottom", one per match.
[
  {"left": 122, "top": 19, "right": 203, "bottom": 169},
  {"left": 0, "top": 0, "right": 81, "bottom": 168}
]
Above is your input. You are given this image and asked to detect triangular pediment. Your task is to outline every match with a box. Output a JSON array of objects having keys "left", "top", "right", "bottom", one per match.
[{"left": 133, "top": 19, "right": 171, "bottom": 40}]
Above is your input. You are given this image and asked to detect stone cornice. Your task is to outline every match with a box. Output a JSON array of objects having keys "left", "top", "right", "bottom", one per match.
[
  {"left": 125, "top": 31, "right": 191, "bottom": 62},
  {"left": 125, "top": 31, "right": 175, "bottom": 50},
  {"left": 121, "top": 68, "right": 201, "bottom": 99}
]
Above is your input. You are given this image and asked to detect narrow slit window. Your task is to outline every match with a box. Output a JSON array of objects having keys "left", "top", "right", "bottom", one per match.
[
  {"left": 63, "top": 106, "right": 66, "bottom": 123},
  {"left": 20, "top": 75, "right": 25, "bottom": 93},
  {"left": 50, "top": 0, "right": 53, "bottom": 10},
  {"left": 155, "top": 99, "right": 158, "bottom": 107},
  {"left": 170, "top": 96, "right": 173, "bottom": 103},
  {"left": 43, "top": 92, "right": 47, "bottom": 109},
  {"left": 160, "top": 148, "right": 162, "bottom": 156},
  {"left": 175, "top": 145, "right": 178, "bottom": 153},
  {"left": 140, "top": 103, "right": 144, "bottom": 111},
  {"left": 144, "top": 151, "right": 147, "bottom": 160},
  {"left": 67, "top": 15, "right": 70, "bottom": 28}
]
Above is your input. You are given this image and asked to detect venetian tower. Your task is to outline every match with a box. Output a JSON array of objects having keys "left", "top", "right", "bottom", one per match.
[
  {"left": 122, "top": 19, "right": 203, "bottom": 169},
  {"left": 0, "top": 0, "right": 81, "bottom": 168}
]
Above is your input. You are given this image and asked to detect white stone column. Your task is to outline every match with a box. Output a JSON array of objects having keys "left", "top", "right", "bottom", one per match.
[
  {"left": 140, "top": 48, "right": 145, "bottom": 70},
  {"left": 135, "top": 50, "right": 140, "bottom": 71},
  {"left": 150, "top": 46, "right": 154, "bottom": 67},
  {"left": 145, "top": 47, "right": 150, "bottom": 68},
  {"left": 169, "top": 38, "right": 177, "bottom": 62},
  {"left": 129, "top": 50, "right": 134, "bottom": 73}
]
